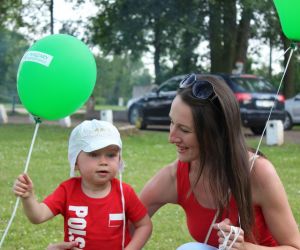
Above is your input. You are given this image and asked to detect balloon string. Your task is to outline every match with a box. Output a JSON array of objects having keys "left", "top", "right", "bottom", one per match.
[
  {"left": 0, "top": 121, "right": 41, "bottom": 248},
  {"left": 273, "top": 46, "right": 291, "bottom": 62},
  {"left": 250, "top": 45, "right": 295, "bottom": 171}
]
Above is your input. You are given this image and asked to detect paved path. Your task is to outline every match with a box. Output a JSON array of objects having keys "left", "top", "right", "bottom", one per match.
[
  {"left": 3, "top": 113, "right": 300, "bottom": 144},
  {"left": 243, "top": 127, "right": 300, "bottom": 144},
  {"left": 4, "top": 113, "right": 137, "bottom": 136}
]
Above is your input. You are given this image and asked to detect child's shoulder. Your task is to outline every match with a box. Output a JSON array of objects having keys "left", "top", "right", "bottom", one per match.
[
  {"left": 112, "top": 178, "right": 135, "bottom": 192},
  {"left": 59, "top": 176, "right": 81, "bottom": 187}
]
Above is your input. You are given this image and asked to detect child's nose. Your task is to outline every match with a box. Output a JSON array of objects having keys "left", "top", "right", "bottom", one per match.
[{"left": 98, "top": 155, "right": 108, "bottom": 165}]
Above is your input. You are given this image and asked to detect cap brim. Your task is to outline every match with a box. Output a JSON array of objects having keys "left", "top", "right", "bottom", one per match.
[{"left": 82, "top": 138, "right": 121, "bottom": 153}]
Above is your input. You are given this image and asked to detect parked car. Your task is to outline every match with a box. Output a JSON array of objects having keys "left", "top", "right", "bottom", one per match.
[
  {"left": 127, "top": 75, "right": 184, "bottom": 128},
  {"left": 217, "top": 74, "right": 285, "bottom": 134},
  {"left": 127, "top": 74, "right": 285, "bottom": 135},
  {"left": 283, "top": 93, "right": 300, "bottom": 130}
]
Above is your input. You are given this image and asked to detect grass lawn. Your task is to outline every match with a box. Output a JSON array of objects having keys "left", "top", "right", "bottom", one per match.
[{"left": 0, "top": 124, "right": 299, "bottom": 249}]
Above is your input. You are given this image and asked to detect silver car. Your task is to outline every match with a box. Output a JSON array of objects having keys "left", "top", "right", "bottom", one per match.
[{"left": 284, "top": 93, "right": 300, "bottom": 130}]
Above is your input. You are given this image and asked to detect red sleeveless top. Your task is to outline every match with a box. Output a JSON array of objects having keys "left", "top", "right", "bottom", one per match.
[{"left": 177, "top": 160, "right": 278, "bottom": 246}]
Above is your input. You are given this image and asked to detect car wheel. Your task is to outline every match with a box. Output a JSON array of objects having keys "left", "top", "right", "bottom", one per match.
[
  {"left": 128, "top": 105, "right": 147, "bottom": 129},
  {"left": 250, "top": 126, "right": 265, "bottom": 135},
  {"left": 283, "top": 112, "right": 293, "bottom": 130}
]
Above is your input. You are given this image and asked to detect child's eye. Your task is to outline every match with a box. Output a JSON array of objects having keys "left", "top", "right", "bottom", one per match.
[
  {"left": 89, "top": 152, "right": 98, "bottom": 157},
  {"left": 107, "top": 152, "right": 118, "bottom": 158}
]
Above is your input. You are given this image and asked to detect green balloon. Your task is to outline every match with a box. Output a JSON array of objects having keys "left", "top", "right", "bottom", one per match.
[
  {"left": 17, "top": 34, "right": 97, "bottom": 120},
  {"left": 274, "top": 0, "right": 300, "bottom": 41}
]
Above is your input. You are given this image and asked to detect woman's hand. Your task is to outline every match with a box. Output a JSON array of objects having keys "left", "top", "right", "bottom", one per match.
[
  {"left": 213, "top": 218, "right": 245, "bottom": 250},
  {"left": 46, "top": 241, "right": 79, "bottom": 250}
]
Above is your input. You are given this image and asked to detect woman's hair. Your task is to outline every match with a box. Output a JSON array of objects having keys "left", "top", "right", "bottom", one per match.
[{"left": 177, "top": 74, "right": 254, "bottom": 238}]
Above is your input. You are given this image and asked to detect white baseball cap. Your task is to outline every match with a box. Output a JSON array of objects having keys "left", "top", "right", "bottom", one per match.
[{"left": 68, "top": 119, "right": 122, "bottom": 177}]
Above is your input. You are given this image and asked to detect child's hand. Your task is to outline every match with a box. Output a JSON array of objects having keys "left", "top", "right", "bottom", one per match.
[{"left": 13, "top": 173, "right": 34, "bottom": 198}]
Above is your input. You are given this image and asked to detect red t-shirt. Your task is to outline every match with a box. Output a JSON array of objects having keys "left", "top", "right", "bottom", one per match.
[
  {"left": 43, "top": 177, "right": 147, "bottom": 250},
  {"left": 177, "top": 160, "right": 278, "bottom": 246}
]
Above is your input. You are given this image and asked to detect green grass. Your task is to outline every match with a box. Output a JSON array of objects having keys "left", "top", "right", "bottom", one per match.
[{"left": 0, "top": 125, "right": 299, "bottom": 249}]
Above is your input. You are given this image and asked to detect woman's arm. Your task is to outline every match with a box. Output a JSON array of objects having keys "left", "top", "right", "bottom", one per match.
[
  {"left": 249, "top": 157, "right": 300, "bottom": 250},
  {"left": 214, "top": 157, "right": 300, "bottom": 250},
  {"left": 139, "top": 161, "right": 178, "bottom": 217}
]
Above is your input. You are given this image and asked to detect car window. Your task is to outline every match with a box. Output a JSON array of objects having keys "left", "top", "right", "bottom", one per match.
[
  {"left": 159, "top": 79, "right": 180, "bottom": 92},
  {"left": 231, "top": 77, "right": 275, "bottom": 93}
]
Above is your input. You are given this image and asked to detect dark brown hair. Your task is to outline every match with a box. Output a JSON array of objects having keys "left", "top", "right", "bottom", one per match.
[{"left": 178, "top": 74, "right": 254, "bottom": 238}]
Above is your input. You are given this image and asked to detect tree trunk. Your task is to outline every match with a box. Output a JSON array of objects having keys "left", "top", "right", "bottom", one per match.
[
  {"left": 153, "top": 18, "right": 161, "bottom": 85},
  {"left": 282, "top": 35, "right": 295, "bottom": 98},
  {"left": 85, "top": 95, "right": 97, "bottom": 120},
  {"left": 209, "top": 0, "right": 238, "bottom": 73},
  {"left": 268, "top": 38, "right": 273, "bottom": 78},
  {"left": 234, "top": 7, "right": 252, "bottom": 73},
  {"left": 222, "top": 0, "right": 237, "bottom": 73},
  {"left": 208, "top": 1, "right": 223, "bottom": 73},
  {"left": 181, "top": 30, "right": 198, "bottom": 73},
  {"left": 49, "top": 0, "right": 54, "bottom": 34}
]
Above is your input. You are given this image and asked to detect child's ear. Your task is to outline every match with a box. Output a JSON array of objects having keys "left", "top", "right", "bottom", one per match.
[{"left": 75, "top": 162, "right": 79, "bottom": 170}]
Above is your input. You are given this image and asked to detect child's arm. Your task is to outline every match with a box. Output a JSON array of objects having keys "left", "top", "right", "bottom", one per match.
[
  {"left": 125, "top": 214, "right": 152, "bottom": 250},
  {"left": 13, "top": 173, "right": 54, "bottom": 224}
]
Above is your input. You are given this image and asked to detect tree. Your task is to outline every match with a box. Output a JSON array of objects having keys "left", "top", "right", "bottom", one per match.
[
  {"left": 89, "top": 0, "right": 205, "bottom": 84},
  {"left": 93, "top": 54, "right": 152, "bottom": 105},
  {"left": 0, "top": 0, "right": 23, "bottom": 30},
  {"left": 208, "top": 0, "right": 260, "bottom": 74},
  {"left": 281, "top": 35, "right": 297, "bottom": 98},
  {"left": 67, "top": 0, "right": 298, "bottom": 97},
  {"left": 166, "top": 0, "right": 206, "bottom": 76},
  {"left": 0, "top": 29, "right": 28, "bottom": 100},
  {"left": 255, "top": 0, "right": 299, "bottom": 98}
]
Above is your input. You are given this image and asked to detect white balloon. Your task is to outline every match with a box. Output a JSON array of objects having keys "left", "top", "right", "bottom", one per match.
[{"left": 177, "top": 242, "right": 218, "bottom": 250}]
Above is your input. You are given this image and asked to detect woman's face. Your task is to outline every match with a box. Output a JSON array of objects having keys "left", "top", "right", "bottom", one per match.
[{"left": 169, "top": 95, "right": 200, "bottom": 162}]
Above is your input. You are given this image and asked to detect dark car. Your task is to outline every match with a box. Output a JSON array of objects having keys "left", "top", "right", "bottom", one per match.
[{"left": 127, "top": 74, "right": 285, "bottom": 135}]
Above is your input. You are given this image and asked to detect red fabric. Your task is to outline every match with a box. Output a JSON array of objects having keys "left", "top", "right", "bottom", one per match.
[
  {"left": 43, "top": 177, "right": 147, "bottom": 250},
  {"left": 177, "top": 160, "right": 278, "bottom": 246}
]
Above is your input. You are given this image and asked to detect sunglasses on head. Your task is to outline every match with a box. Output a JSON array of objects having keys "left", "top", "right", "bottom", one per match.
[{"left": 179, "top": 73, "right": 217, "bottom": 101}]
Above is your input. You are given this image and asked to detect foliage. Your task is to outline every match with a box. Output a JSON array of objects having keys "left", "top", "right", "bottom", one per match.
[
  {"left": 0, "top": 0, "right": 23, "bottom": 29},
  {"left": 1, "top": 0, "right": 300, "bottom": 102},
  {"left": 20, "top": 0, "right": 54, "bottom": 40},
  {"left": 0, "top": 125, "right": 299, "bottom": 249},
  {"left": 88, "top": 0, "right": 290, "bottom": 84},
  {"left": 89, "top": 0, "right": 206, "bottom": 84},
  {"left": 93, "top": 54, "right": 152, "bottom": 105},
  {"left": 0, "top": 29, "right": 28, "bottom": 99}
]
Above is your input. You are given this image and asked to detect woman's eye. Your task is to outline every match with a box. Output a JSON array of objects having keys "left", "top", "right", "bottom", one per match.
[{"left": 180, "top": 127, "right": 191, "bottom": 133}]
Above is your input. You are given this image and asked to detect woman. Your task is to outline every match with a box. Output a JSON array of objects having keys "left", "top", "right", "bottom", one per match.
[
  {"left": 139, "top": 74, "right": 300, "bottom": 248},
  {"left": 48, "top": 74, "right": 300, "bottom": 249}
]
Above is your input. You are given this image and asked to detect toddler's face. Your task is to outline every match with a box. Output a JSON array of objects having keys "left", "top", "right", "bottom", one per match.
[{"left": 76, "top": 145, "right": 120, "bottom": 186}]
